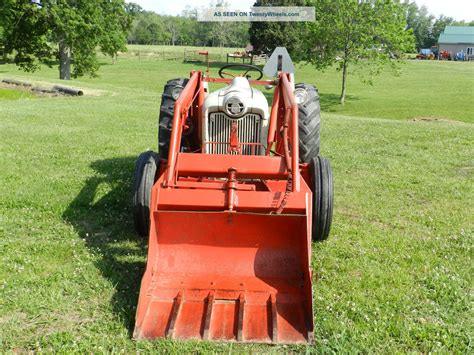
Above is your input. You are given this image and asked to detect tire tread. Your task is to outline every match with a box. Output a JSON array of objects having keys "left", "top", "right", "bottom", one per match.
[{"left": 297, "top": 83, "right": 321, "bottom": 163}]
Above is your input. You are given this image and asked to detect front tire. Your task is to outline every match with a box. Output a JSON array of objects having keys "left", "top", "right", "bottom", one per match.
[
  {"left": 158, "top": 78, "right": 189, "bottom": 159},
  {"left": 310, "top": 156, "right": 334, "bottom": 241},
  {"left": 132, "top": 151, "right": 160, "bottom": 237},
  {"left": 297, "top": 83, "right": 321, "bottom": 163}
]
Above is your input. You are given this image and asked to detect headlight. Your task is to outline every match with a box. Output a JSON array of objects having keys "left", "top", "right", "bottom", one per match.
[
  {"left": 294, "top": 88, "right": 308, "bottom": 105},
  {"left": 171, "top": 86, "right": 183, "bottom": 100},
  {"left": 225, "top": 96, "right": 245, "bottom": 117}
]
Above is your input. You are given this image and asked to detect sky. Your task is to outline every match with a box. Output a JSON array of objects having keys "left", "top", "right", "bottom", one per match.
[{"left": 133, "top": 0, "right": 474, "bottom": 22}]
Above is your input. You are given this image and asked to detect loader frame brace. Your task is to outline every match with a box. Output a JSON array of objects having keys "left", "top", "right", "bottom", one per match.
[{"left": 163, "top": 71, "right": 301, "bottom": 193}]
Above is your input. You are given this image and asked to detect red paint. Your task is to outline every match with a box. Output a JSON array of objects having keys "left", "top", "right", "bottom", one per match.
[{"left": 228, "top": 121, "right": 240, "bottom": 153}]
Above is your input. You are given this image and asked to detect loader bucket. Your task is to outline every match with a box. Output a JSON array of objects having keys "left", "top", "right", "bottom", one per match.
[{"left": 133, "top": 210, "right": 313, "bottom": 344}]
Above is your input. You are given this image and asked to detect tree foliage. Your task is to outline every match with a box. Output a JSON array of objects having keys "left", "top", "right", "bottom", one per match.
[
  {"left": 401, "top": 0, "right": 474, "bottom": 50},
  {"left": 0, "top": 0, "right": 130, "bottom": 78},
  {"left": 403, "top": 2, "right": 433, "bottom": 50},
  {"left": 249, "top": 0, "right": 307, "bottom": 57},
  {"left": 303, "top": 0, "right": 415, "bottom": 104},
  {"left": 126, "top": 4, "right": 249, "bottom": 48}
]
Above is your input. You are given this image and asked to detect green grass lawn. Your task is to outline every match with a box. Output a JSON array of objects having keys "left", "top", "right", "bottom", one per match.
[
  {"left": 0, "top": 87, "right": 34, "bottom": 100},
  {"left": 0, "top": 51, "right": 473, "bottom": 352}
]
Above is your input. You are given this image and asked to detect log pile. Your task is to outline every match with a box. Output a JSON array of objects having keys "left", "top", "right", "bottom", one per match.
[{"left": 2, "top": 78, "right": 84, "bottom": 96}]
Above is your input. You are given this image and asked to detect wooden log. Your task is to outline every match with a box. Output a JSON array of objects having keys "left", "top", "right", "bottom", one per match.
[
  {"left": 53, "top": 85, "right": 84, "bottom": 96},
  {"left": 2, "top": 79, "right": 32, "bottom": 87}
]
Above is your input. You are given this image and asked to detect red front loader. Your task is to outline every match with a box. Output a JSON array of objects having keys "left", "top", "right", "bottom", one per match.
[{"left": 131, "top": 48, "right": 333, "bottom": 344}]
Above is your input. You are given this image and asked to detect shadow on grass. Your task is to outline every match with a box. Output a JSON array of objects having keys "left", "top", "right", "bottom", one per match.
[
  {"left": 319, "top": 93, "right": 360, "bottom": 112},
  {"left": 62, "top": 156, "right": 145, "bottom": 336},
  {"left": 98, "top": 61, "right": 116, "bottom": 67}
]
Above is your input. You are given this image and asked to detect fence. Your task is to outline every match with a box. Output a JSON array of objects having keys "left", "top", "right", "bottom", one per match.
[{"left": 97, "top": 47, "right": 268, "bottom": 65}]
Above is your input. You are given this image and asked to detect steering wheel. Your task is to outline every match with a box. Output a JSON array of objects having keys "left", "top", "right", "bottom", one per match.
[{"left": 218, "top": 64, "right": 263, "bottom": 80}]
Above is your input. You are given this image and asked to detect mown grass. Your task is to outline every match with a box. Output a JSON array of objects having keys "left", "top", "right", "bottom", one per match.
[{"left": 0, "top": 50, "right": 472, "bottom": 352}]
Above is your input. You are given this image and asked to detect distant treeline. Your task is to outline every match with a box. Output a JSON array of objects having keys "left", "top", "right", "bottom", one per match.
[
  {"left": 125, "top": 3, "right": 249, "bottom": 48},
  {"left": 403, "top": 1, "right": 474, "bottom": 50},
  {"left": 125, "top": 1, "right": 473, "bottom": 51}
]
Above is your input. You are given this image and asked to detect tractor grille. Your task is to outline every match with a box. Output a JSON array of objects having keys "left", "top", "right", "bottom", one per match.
[{"left": 207, "top": 112, "right": 263, "bottom": 155}]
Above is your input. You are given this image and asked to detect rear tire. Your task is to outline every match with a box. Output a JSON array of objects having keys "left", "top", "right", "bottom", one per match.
[
  {"left": 310, "top": 156, "right": 333, "bottom": 241},
  {"left": 297, "top": 83, "right": 321, "bottom": 163},
  {"left": 132, "top": 151, "right": 160, "bottom": 237},
  {"left": 158, "top": 78, "right": 189, "bottom": 159}
]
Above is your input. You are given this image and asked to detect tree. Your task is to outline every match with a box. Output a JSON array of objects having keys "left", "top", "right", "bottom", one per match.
[
  {"left": 304, "top": 0, "right": 415, "bottom": 104},
  {"left": 125, "top": 3, "right": 250, "bottom": 48},
  {"left": 452, "top": 20, "right": 474, "bottom": 26},
  {"left": 430, "top": 15, "right": 455, "bottom": 47},
  {"left": 402, "top": 2, "right": 434, "bottom": 50},
  {"left": 99, "top": 0, "right": 130, "bottom": 65},
  {"left": 163, "top": 16, "right": 179, "bottom": 46},
  {"left": 249, "top": 0, "right": 307, "bottom": 57},
  {"left": 0, "top": 21, "right": 5, "bottom": 61},
  {"left": 125, "top": 2, "right": 144, "bottom": 17},
  {"left": 0, "top": 0, "right": 130, "bottom": 80},
  {"left": 399, "top": 2, "right": 473, "bottom": 50}
]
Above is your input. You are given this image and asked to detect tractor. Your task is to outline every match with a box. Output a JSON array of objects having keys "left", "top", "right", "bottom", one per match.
[{"left": 131, "top": 48, "right": 333, "bottom": 344}]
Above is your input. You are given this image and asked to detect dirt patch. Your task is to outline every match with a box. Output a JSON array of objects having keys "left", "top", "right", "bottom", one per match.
[
  {"left": 1, "top": 78, "right": 109, "bottom": 97},
  {"left": 411, "top": 116, "right": 461, "bottom": 124},
  {"left": 0, "top": 312, "right": 28, "bottom": 325},
  {"left": 457, "top": 164, "right": 474, "bottom": 178},
  {"left": 1, "top": 82, "right": 61, "bottom": 97},
  {"left": 349, "top": 269, "right": 363, "bottom": 279},
  {"left": 339, "top": 207, "right": 362, "bottom": 220}
]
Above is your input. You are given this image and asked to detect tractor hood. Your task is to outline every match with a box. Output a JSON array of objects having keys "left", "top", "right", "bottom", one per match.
[
  {"left": 203, "top": 77, "right": 269, "bottom": 120},
  {"left": 218, "top": 77, "right": 253, "bottom": 99}
]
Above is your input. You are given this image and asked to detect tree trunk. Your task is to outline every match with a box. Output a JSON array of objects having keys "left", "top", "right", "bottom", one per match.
[
  {"left": 340, "top": 58, "right": 348, "bottom": 105},
  {"left": 59, "top": 40, "right": 71, "bottom": 80}
]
